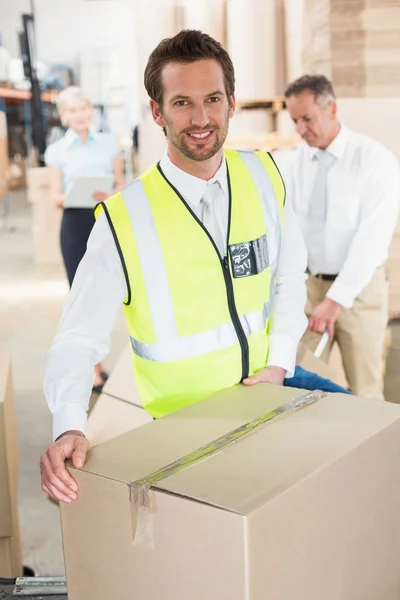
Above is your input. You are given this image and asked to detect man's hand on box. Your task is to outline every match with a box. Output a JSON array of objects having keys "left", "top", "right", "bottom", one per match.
[
  {"left": 40, "top": 432, "right": 90, "bottom": 503},
  {"left": 243, "top": 366, "right": 286, "bottom": 387}
]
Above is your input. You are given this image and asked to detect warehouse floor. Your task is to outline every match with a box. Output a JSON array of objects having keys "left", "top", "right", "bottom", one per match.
[{"left": 0, "top": 190, "right": 399, "bottom": 576}]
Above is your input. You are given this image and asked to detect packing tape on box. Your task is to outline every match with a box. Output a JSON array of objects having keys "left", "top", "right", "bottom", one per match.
[{"left": 129, "top": 389, "right": 327, "bottom": 548}]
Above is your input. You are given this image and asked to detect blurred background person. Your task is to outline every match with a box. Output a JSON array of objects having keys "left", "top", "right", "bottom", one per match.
[
  {"left": 44, "top": 86, "right": 125, "bottom": 392},
  {"left": 284, "top": 74, "right": 400, "bottom": 400}
]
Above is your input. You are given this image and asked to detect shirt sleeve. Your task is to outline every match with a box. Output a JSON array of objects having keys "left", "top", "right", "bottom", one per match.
[
  {"left": 44, "top": 142, "right": 63, "bottom": 168},
  {"left": 266, "top": 196, "right": 308, "bottom": 377},
  {"left": 327, "top": 151, "right": 400, "bottom": 308},
  {"left": 43, "top": 211, "right": 127, "bottom": 441}
]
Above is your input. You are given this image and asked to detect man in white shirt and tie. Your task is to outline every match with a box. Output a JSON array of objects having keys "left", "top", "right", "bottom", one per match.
[
  {"left": 284, "top": 74, "right": 400, "bottom": 400},
  {"left": 41, "top": 32, "right": 349, "bottom": 504}
]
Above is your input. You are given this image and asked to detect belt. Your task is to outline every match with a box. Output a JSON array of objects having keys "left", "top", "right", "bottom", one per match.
[{"left": 307, "top": 270, "right": 338, "bottom": 282}]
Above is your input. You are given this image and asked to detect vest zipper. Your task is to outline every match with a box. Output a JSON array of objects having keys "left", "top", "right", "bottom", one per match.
[
  {"left": 221, "top": 255, "right": 250, "bottom": 381},
  {"left": 156, "top": 162, "right": 250, "bottom": 381}
]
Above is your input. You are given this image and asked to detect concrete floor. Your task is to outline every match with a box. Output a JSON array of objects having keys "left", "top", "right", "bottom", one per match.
[
  {"left": 0, "top": 189, "right": 399, "bottom": 576},
  {"left": 0, "top": 190, "right": 127, "bottom": 576}
]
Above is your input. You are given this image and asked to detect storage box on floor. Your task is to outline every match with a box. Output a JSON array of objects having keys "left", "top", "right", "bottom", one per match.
[
  {"left": 0, "top": 352, "right": 22, "bottom": 577},
  {"left": 61, "top": 382, "right": 400, "bottom": 600},
  {"left": 88, "top": 391, "right": 151, "bottom": 447},
  {"left": 87, "top": 346, "right": 152, "bottom": 447},
  {"left": 27, "top": 167, "right": 63, "bottom": 265}
]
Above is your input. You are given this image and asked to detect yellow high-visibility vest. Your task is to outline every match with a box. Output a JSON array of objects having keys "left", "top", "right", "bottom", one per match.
[{"left": 95, "top": 149, "right": 285, "bottom": 418}]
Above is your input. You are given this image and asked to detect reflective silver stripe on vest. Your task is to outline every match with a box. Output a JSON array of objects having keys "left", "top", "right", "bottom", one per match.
[
  {"left": 131, "top": 300, "right": 271, "bottom": 362},
  {"left": 237, "top": 151, "right": 282, "bottom": 301},
  {"left": 121, "top": 179, "right": 179, "bottom": 343},
  {"left": 121, "top": 152, "right": 279, "bottom": 362}
]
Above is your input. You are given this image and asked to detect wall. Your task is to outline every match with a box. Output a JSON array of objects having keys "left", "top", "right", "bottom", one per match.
[
  {"left": 0, "top": 0, "right": 31, "bottom": 58},
  {"left": 0, "top": 0, "right": 140, "bottom": 127}
]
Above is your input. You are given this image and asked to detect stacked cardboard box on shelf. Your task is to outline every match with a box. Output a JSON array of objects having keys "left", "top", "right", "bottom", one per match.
[
  {"left": 62, "top": 382, "right": 400, "bottom": 600},
  {"left": 303, "top": 0, "right": 400, "bottom": 97},
  {"left": 27, "top": 167, "right": 63, "bottom": 266},
  {"left": 0, "top": 352, "right": 22, "bottom": 578}
]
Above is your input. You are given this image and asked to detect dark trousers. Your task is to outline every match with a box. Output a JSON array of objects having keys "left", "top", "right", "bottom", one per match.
[
  {"left": 285, "top": 366, "right": 351, "bottom": 395},
  {"left": 60, "top": 208, "right": 95, "bottom": 287}
]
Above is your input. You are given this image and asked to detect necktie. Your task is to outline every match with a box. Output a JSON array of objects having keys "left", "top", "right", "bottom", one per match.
[
  {"left": 308, "top": 150, "right": 331, "bottom": 272},
  {"left": 201, "top": 181, "right": 226, "bottom": 258}
]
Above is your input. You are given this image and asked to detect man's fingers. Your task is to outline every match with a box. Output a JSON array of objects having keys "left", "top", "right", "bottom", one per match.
[
  {"left": 41, "top": 452, "right": 78, "bottom": 498},
  {"left": 327, "top": 320, "right": 335, "bottom": 341},
  {"left": 310, "top": 316, "right": 327, "bottom": 335},
  {"left": 308, "top": 316, "right": 315, "bottom": 331},
  {"left": 41, "top": 483, "right": 52, "bottom": 498},
  {"left": 41, "top": 471, "right": 72, "bottom": 503},
  {"left": 46, "top": 482, "right": 73, "bottom": 504},
  {"left": 243, "top": 375, "right": 261, "bottom": 386},
  {"left": 72, "top": 439, "right": 89, "bottom": 470},
  {"left": 47, "top": 449, "right": 78, "bottom": 492}
]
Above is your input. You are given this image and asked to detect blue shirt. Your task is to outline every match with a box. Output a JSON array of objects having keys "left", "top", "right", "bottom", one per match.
[{"left": 44, "top": 128, "right": 119, "bottom": 196}]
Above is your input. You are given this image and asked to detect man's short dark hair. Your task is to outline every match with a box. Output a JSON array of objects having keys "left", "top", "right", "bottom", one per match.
[
  {"left": 144, "top": 29, "right": 235, "bottom": 107},
  {"left": 284, "top": 74, "right": 336, "bottom": 104}
]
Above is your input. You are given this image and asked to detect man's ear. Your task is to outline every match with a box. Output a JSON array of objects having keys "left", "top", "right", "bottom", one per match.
[
  {"left": 228, "top": 93, "right": 236, "bottom": 119},
  {"left": 150, "top": 99, "right": 166, "bottom": 129},
  {"left": 329, "top": 100, "right": 338, "bottom": 120}
]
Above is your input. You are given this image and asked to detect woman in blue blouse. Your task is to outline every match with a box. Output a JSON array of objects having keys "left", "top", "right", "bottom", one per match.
[{"left": 45, "top": 86, "right": 125, "bottom": 391}]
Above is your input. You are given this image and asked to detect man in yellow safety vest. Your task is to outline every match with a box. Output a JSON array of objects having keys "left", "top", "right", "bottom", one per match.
[{"left": 40, "top": 30, "right": 344, "bottom": 504}]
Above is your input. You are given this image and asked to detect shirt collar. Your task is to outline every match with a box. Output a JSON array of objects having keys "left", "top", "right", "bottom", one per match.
[
  {"left": 309, "top": 124, "right": 350, "bottom": 161},
  {"left": 64, "top": 127, "right": 100, "bottom": 148},
  {"left": 159, "top": 151, "right": 228, "bottom": 207}
]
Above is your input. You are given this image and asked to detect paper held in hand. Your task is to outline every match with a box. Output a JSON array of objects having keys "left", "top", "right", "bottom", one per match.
[{"left": 64, "top": 175, "right": 113, "bottom": 208}]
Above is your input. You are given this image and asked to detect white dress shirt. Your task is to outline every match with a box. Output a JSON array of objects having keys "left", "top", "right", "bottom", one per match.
[
  {"left": 284, "top": 125, "right": 400, "bottom": 308},
  {"left": 44, "top": 151, "right": 307, "bottom": 441}
]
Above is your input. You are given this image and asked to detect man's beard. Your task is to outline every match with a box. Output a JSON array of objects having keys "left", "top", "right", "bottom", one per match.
[{"left": 163, "top": 111, "right": 230, "bottom": 162}]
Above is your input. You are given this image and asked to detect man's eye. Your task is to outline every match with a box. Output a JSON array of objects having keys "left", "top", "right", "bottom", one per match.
[
  {"left": 207, "top": 97, "right": 220, "bottom": 103},
  {"left": 175, "top": 100, "right": 189, "bottom": 106}
]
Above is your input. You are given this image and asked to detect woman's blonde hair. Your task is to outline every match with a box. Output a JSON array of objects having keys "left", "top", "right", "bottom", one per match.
[{"left": 56, "top": 86, "right": 92, "bottom": 126}]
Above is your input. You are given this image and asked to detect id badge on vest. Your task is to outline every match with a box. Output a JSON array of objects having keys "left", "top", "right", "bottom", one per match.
[{"left": 229, "top": 234, "right": 269, "bottom": 278}]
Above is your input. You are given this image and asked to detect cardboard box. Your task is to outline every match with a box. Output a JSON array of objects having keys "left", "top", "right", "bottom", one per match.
[
  {"left": 88, "top": 343, "right": 343, "bottom": 448},
  {"left": 101, "top": 345, "right": 137, "bottom": 403},
  {"left": 7, "top": 156, "right": 27, "bottom": 190},
  {"left": 87, "top": 346, "right": 152, "bottom": 446},
  {"left": 27, "top": 167, "right": 63, "bottom": 265},
  {"left": 0, "top": 351, "right": 22, "bottom": 577},
  {"left": 61, "top": 384, "right": 400, "bottom": 600},
  {"left": 296, "top": 341, "right": 339, "bottom": 382},
  {"left": 88, "top": 392, "right": 152, "bottom": 447},
  {"left": 303, "top": 0, "right": 400, "bottom": 97}
]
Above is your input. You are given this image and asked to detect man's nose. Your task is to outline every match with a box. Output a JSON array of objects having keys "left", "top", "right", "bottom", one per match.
[
  {"left": 190, "top": 105, "right": 210, "bottom": 129},
  {"left": 296, "top": 121, "right": 307, "bottom": 136}
]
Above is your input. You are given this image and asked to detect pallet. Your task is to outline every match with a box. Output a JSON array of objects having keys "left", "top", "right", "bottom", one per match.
[
  {"left": 236, "top": 97, "right": 286, "bottom": 112},
  {"left": 0, "top": 578, "right": 67, "bottom": 599},
  {"left": 225, "top": 132, "right": 301, "bottom": 152}
]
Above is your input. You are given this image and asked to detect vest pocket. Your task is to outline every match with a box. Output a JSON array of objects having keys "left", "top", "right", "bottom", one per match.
[{"left": 229, "top": 234, "right": 269, "bottom": 279}]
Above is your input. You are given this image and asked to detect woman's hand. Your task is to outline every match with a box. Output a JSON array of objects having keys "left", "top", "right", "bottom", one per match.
[{"left": 92, "top": 191, "right": 109, "bottom": 203}]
